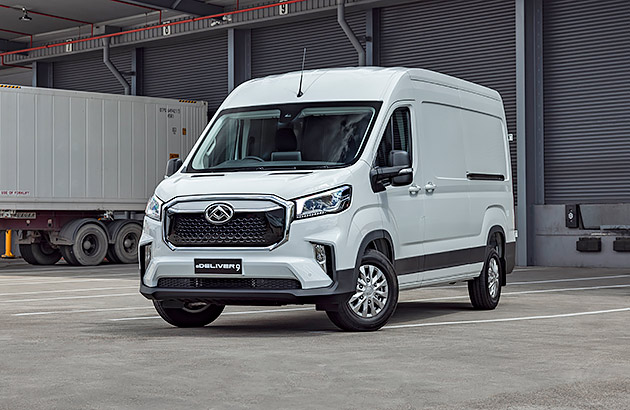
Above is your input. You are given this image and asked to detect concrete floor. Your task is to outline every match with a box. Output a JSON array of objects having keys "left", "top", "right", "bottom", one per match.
[{"left": 0, "top": 260, "right": 629, "bottom": 410}]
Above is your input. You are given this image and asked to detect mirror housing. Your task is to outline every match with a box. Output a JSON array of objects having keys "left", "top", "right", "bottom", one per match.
[
  {"left": 389, "top": 150, "right": 413, "bottom": 186},
  {"left": 165, "top": 158, "right": 183, "bottom": 178},
  {"left": 370, "top": 150, "right": 413, "bottom": 193}
]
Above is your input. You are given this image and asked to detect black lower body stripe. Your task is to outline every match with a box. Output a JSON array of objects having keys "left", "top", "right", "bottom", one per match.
[{"left": 394, "top": 245, "right": 487, "bottom": 276}]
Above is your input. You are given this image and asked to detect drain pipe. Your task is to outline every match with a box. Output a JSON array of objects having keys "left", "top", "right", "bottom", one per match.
[
  {"left": 102, "top": 37, "right": 130, "bottom": 95},
  {"left": 337, "top": 0, "right": 365, "bottom": 66}
]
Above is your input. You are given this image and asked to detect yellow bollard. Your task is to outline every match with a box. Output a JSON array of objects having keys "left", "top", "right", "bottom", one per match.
[{"left": 2, "top": 230, "right": 15, "bottom": 258}]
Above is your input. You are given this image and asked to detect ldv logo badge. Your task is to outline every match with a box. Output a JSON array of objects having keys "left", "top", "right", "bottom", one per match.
[{"left": 204, "top": 203, "right": 235, "bottom": 225}]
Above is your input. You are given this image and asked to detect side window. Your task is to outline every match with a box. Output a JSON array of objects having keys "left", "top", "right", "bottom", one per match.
[{"left": 375, "top": 107, "right": 412, "bottom": 167}]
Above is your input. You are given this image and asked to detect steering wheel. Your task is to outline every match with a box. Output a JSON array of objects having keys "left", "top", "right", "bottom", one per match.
[{"left": 242, "top": 155, "right": 264, "bottom": 162}]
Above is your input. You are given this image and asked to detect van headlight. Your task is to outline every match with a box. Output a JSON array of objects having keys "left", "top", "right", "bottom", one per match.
[
  {"left": 145, "top": 195, "right": 163, "bottom": 221},
  {"left": 294, "top": 186, "right": 352, "bottom": 220}
]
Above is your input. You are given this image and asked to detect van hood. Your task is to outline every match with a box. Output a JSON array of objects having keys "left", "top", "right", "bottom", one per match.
[{"left": 154, "top": 167, "right": 357, "bottom": 203}]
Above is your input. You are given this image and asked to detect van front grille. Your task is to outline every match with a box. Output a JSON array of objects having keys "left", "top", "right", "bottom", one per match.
[
  {"left": 157, "top": 277, "right": 301, "bottom": 290},
  {"left": 166, "top": 208, "right": 285, "bottom": 247}
]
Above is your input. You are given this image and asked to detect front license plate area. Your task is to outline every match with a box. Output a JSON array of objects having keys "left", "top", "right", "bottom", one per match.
[{"left": 194, "top": 259, "right": 242, "bottom": 274}]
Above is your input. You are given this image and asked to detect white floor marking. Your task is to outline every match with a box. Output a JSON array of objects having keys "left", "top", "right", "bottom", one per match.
[
  {"left": 13, "top": 306, "right": 153, "bottom": 316},
  {"left": 8, "top": 283, "right": 630, "bottom": 316},
  {"left": 0, "top": 286, "right": 137, "bottom": 297},
  {"left": 404, "top": 283, "right": 630, "bottom": 303},
  {"left": 383, "top": 307, "right": 630, "bottom": 329},
  {"left": 0, "top": 273, "right": 137, "bottom": 284},
  {"left": 0, "top": 293, "right": 139, "bottom": 303},
  {"left": 0, "top": 277, "right": 137, "bottom": 286},
  {"left": 109, "top": 307, "right": 315, "bottom": 322},
  {"left": 427, "top": 274, "right": 630, "bottom": 289},
  {"left": 508, "top": 274, "right": 630, "bottom": 285},
  {"left": 0, "top": 267, "right": 133, "bottom": 276}
]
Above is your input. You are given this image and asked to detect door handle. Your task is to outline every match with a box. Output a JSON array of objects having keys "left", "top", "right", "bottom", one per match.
[
  {"left": 408, "top": 184, "right": 421, "bottom": 195},
  {"left": 424, "top": 182, "right": 437, "bottom": 194}
]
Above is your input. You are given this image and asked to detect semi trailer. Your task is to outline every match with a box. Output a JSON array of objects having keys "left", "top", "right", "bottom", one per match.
[{"left": 0, "top": 84, "right": 208, "bottom": 266}]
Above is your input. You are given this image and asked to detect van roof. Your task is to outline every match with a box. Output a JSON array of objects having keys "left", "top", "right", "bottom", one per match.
[{"left": 223, "top": 67, "right": 502, "bottom": 109}]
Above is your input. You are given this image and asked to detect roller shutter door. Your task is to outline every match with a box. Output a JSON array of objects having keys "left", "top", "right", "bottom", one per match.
[
  {"left": 53, "top": 49, "right": 132, "bottom": 94},
  {"left": 543, "top": 0, "right": 630, "bottom": 204},
  {"left": 144, "top": 34, "right": 228, "bottom": 113},
  {"left": 252, "top": 12, "right": 365, "bottom": 78},
  {"left": 380, "top": 0, "right": 516, "bottom": 201}
]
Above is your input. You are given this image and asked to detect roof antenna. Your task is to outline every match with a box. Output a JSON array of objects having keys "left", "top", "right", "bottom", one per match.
[{"left": 297, "top": 47, "right": 307, "bottom": 98}]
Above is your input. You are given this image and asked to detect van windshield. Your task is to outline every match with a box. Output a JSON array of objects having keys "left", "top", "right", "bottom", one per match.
[{"left": 187, "top": 102, "right": 380, "bottom": 172}]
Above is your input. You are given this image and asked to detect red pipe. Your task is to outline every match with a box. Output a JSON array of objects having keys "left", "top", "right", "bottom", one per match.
[
  {"left": 1, "top": 55, "right": 31, "bottom": 69},
  {"left": 0, "top": 0, "right": 306, "bottom": 58},
  {"left": 110, "top": 0, "right": 162, "bottom": 23},
  {"left": 0, "top": 4, "right": 94, "bottom": 36},
  {"left": 0, "top": 28, "right": 33, "bottom": 47}
]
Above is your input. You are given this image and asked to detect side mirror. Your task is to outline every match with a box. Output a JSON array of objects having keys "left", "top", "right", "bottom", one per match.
[
  {"left": 165, "top": 158, "right": 183, "bottom": 178},
  {"left": 370, "top": 150, "right": 413, "bottom": 193},
  {"left": 389, "top": 150, "right": 412, "bottom": 186}
]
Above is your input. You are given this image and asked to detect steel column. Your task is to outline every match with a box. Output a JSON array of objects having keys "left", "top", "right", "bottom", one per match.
[
  {"left": 131, "top": 47, "right": 144, "bottom": 96},
  {"left": 228, "top": 28, "right": 251, "bottom": 92},
  {"left": 32, "top": 61, "right": 53, "bottom": 87},
  {"left": 366, "top": 8, "right": 380, "bottom": 66},
  {"left": 516, "top": 0, "right": 544, "bottom": 266}
]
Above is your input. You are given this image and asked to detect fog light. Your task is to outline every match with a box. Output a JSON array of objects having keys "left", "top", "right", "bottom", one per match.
[{"left": 313, "top": 244, "right": 327, "bottom": 273}]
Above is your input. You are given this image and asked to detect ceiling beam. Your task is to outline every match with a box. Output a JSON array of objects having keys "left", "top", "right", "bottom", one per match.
[
  {"left": 120, "top": 0, "right": 223, "bottom": 16},
  {"left": 0, "top": 38, "right": 28, "bottom": 52}
]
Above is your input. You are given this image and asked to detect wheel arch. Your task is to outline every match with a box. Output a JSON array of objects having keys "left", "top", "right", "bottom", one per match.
[
  {"left": 486, "top": 225, "right": 507, "bottom": 286},
  {"left": 106, "top": 219, "right": 142, "bottom": 245},
  {"left": 355, "top": 230, "right": 395, "bottom": 268},
  {"left": 58, "top": 218, "right": 110, "bottom": 245}
]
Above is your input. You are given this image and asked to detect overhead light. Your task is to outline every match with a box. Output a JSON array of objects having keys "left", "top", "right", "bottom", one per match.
[{"left": 19, "top": 7, "right": 32, "bottom": 21}]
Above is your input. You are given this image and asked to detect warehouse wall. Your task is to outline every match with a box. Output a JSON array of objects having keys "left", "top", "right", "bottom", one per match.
[
  {"left": 533, "top": 0, "right": 630, "bottom": 266},
  {"left": 380, "top": 0, "right": 517, "bottom": 201},
  {"left": 0, "top": 69, "right": 32, "bottom": 86}
]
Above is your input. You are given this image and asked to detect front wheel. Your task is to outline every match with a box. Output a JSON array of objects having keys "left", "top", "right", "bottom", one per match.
[
  {"left": 153, "top": 300, "right": 225, "bottom": 328},
  {"left": 326, "top": 250, "right": 399, "bottom": 332},
  {"left": 468, "top": 249, "right": 503, "bottom": 310}
]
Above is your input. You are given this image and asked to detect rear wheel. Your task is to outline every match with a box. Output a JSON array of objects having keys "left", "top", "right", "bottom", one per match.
[
  {"left": 19, "top": 238, "right": 62, "bottom": 265},
  {"left": 153, "top": 301, "right": 225, "bottom": 328},
  {"left": 326, "top": 250, "right": 398, "bottom": 332},
  {"left": 108, "top": 222, "right": 142, "bottom": 264},
  {"left": 468, "top": 249, "right": 503, "bottom": 310},
  {"left": 64, "top": 223, "right": 109, "bottom": 266},
  {"left": 60, "top": 245, "right": 80, "bottom": 266}
]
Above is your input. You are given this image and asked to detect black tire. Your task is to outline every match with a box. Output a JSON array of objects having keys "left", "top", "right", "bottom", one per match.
[
  {"left": 109, "top": 222, "right": 142, "bottom": 264},
  {"left": 153, "top": 300, "right": 225, "bottom": 328},
  {"left": 60, "top": 245, "right": 80, "bottom": 266},
  {"left": 468, "top": 249, "right": 503, "bottom": 310},
  {"left": 326, "top": 250, "right": 399, "bottom": 332},
  {"left": 106, "top": 247, "right": 120, "bottom": 264},
  {"left": 19, "top": 241, "right": 62, "bottom": 265},
  {"left": 67, "top": 223, "right": 109, "bottom": 266}
]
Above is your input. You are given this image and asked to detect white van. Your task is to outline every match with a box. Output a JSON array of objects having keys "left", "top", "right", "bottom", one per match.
[{"left": 139, "top": 67, "right": 516, "bottom": 331}]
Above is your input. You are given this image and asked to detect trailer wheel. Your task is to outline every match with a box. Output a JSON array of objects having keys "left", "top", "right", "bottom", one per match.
[
  {"left": 68, "top": 223, "right": 109, "bottom": 266},
  {"left": 108, "top": 222, "right": 142, "bottom": 264},
  {"left": 60, "top": 245, "right": 80, "bottom": 266},
  {"left": 19, "top": 240, "right": 62, "bottom": 265}
]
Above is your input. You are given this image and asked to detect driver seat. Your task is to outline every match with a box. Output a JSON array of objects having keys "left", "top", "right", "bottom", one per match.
[{"left": 271, "top": 128, "right": 302, "bottom": 161}]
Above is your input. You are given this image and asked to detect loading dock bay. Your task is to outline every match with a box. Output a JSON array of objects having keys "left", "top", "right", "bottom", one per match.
[{"left": 1, "top": 262, "right": 628, "bottom": 409}]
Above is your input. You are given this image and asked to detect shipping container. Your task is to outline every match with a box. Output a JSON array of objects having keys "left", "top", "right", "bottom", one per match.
[{"left": 0, "top": 84, "right": 208, "bottom": 266}]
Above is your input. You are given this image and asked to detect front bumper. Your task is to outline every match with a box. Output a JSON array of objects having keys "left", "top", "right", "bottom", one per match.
[{"left": 139, "top": 268, "right": 355, "bottom": 306}]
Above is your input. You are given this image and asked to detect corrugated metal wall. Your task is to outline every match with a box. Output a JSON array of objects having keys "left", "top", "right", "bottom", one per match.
[
  {"left": 543, "top": 0, "right": 630, "bottom": 204},
  {"left": 379, "top": 0, "right": 517, "bottom": 200},
  {"left": 0, "top": 69, "right": 32, "bottom": 86},
  {"left": 251, "top": 12, "right": 365, "bottom": 78},
  {"left": 143, "top": 34, "right": 228, "bottom": 113},
  {"left": 53, "top": 49, "right": 132, "bottom": 94}
]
